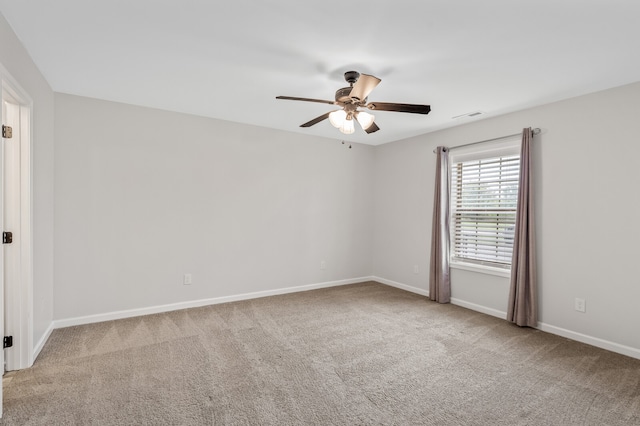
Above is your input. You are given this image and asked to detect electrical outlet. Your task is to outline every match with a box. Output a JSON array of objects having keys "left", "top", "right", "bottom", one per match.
[
  {"left": 320, "top": 261, "right": 326, "bottom": 270},
  {"left": 413, "top": 265, "right": 419, "bottom": 274},
  {"left": 183, "top": 273, "right": 192, "bottom": 285},
  {"left": 574, "top": 298, "right": 586, "bottom": 313}
]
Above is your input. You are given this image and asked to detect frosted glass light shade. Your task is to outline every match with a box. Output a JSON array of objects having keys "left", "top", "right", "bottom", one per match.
[
  {"left": 329, "top": 110, "right": 346, "bottom": 128},
  {"left": 356, "top": 111, "right": 375, "bottom": 130},
  {"left": 340, "top": 118, "right": 355, "bottom": 134}
]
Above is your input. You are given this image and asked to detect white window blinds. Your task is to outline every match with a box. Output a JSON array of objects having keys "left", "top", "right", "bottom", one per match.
[{"left": 451, "top": 154, "right": 520, "bottom": 267}]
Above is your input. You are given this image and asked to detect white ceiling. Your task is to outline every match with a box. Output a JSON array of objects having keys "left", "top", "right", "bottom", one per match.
[{"left": 1, "top": 1, "right": 639, "bottom": 145}]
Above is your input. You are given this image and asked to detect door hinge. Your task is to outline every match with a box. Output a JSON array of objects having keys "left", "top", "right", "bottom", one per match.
[
  {"left": 3, "top": 336, "right": 12, "bottom": 349},
  {"left": 2, "top": 125, "right": 12, "bottom": 139},
  {"left": 3, "top": 231, "right": 12, "bottom": 244}
]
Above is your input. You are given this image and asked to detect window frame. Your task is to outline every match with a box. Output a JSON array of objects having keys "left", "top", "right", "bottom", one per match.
[{"left": 448, "top": 137, "right": 521, "bottom": 277}]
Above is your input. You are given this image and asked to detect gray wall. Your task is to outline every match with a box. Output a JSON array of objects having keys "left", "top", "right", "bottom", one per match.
[
  {"left": 0, "top": 13, "right": 55, "bottom": 349},
  {"left": 373, "top": 81, "right": 640, "bottom": 353},
  {"left": 54, "top": 82, "right": 640, "bottom": 356},
  {"left": 54, "top": 94, "right": 374, "bottom": 319}
]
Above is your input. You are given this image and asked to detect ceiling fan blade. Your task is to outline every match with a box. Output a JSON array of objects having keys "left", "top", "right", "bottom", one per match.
[
  {"left": 364, "top": 121, "right": 380, "bottom": 134},
  {"left": 366, "top": 102, "right": 431, "bottom": 114},
  {"left": 348, "top": 74, "right": 381, "bottom": 101},
  {"left": 300, "top": 111, "right": 332, "bottom": 127},
  {"left": 276, "top": 96, "right": 338, "bottom": 106}
]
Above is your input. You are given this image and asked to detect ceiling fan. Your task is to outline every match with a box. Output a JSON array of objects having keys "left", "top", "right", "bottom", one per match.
[{"left": 276, "top": 71, "right": 431, "bottom": 135}]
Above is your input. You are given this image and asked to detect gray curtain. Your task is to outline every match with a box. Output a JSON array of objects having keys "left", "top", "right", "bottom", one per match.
[
  {"left": 507, "top": 128, "right": 537, "bottom": 327},
  {"left": 429, "top": 146, "right": 450, "bottom": 303}
]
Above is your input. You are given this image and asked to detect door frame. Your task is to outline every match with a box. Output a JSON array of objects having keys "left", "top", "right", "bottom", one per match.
[{"left": 1, "top": 61, "right": 34, "bottom": 372}]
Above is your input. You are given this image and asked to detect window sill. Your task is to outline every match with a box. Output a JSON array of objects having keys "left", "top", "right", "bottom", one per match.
[{"left": 450, "top": 261, "right": 511, "bottom": 278}]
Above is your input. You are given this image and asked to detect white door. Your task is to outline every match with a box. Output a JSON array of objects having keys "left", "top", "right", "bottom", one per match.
[
  {"left": 3, "top": 98, "right": 20, "bottom": 373},
  {"left": 0, "top": 70, "right": 34, "bottom": 418},
  {"left": 0, "top": 90, "right": 18, "bottom": 420},
  {"left": 0, "top": 92, "right": 6, "bottom": 418}
]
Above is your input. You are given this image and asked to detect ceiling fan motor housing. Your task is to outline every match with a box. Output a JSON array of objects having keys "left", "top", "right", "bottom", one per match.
[
  {"left": 335, "top": 87, "right": 355, "bottom": 103},
  {"left": 336, "top": 71, "right": 365, "bottom": 103}
]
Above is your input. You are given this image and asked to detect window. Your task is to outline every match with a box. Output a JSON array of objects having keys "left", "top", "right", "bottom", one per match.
[{"left": 450, "top": 141, "right": 520, "bottom": 269}]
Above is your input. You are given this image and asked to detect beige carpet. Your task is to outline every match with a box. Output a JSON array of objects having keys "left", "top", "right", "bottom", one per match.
[{"left": 2, "top": 281, "right": 639, "bottom": 425}]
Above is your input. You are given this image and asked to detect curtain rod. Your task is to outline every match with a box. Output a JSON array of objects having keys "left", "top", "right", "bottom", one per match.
[{"left": 432, "top": 128, "right": 541, "bottom": 153}]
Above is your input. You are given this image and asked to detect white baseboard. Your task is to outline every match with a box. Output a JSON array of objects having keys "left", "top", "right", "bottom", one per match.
[
  {"left": 53, "top": 276, "right": 374, "bottom": 329},
  {"left": 374, "top": 276, "right": 640, "bottom": 361},
  {"left": 372, "top": 276, "right": 429, "bottom": 297},
  {"left": 44, "top": 276, "right": 640, "bottom": 362},
  {"left": 33, "top": 322, "right": 55, "bottom": 362},
  {"left": 450, "top": 298, "right": 507, "bottom": 320},
  {"left": 537, "top": 322, "right": 640, "bottom": 360},
  {"left": 449, "top": 301, "right": 640, "bottom": 360}
]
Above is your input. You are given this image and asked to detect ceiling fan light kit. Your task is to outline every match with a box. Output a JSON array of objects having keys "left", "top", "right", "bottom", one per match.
[
  {"left": 356, "top": 111, "right": 375, "bottom": 131},
  {"left": 341, "top": 118, "right": 355, "bottom": 135},
  {"left": 328, "top": 110, "right": 346, "bottom": 128},
  {"left": 277, "top": 71, "right": 431, "bottom": 135},
  {"left": 328, "top": 110, "right": 374, "bottom": 135}
]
